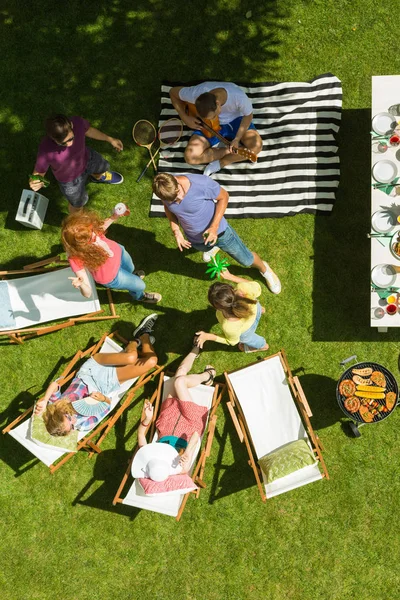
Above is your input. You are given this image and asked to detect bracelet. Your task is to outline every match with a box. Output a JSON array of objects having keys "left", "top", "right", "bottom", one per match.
[{"left": 141, "top": 420, "right": 150, "bottom": 427}]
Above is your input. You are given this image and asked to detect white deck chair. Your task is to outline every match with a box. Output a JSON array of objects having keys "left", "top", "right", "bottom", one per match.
[
  {"left": 0, "top": 256, "right": 118, "bottom": 343},
  {"left": 3, "top": 333, "right": 163, "bottom": 474},
  {"left": 113, "top": 372, "right": 222, "bottom": 521},
  {"left": 225, "top": 350, "right": 329, "bottom": 501}
]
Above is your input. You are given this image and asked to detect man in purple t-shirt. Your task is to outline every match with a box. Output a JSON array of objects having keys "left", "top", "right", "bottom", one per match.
[
  {"left": 152, "top": 172, "right": 281, "bottom": 294},
  {"left": 29, "top": 114, "right": 124, "bottom": 212}
]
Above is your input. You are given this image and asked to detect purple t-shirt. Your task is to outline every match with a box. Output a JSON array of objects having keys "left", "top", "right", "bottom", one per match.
[
  {"left": 163, "top": 174, "right": 227, "bottom": 244},
  {"left": 34, "top": 116, "right": 90, "bottom": 183}
]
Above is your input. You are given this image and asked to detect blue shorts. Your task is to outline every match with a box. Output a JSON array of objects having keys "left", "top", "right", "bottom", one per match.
[
  {"left": 193, "top": 116, "right": 256, "bottom": 147},
  {"left": 191, "top": 223, "right": 254, "bottom": 267},
  {"left": 77, "top": 357, "right": 120, "bottom": 396},
  {"left": 57, "top": 148, "right": 110, "bottom": 208}
]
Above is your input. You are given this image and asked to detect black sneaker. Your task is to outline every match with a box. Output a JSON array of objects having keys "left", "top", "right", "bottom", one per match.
[{"left": 133, "top": 313, "right": 158, "bottom": 338}]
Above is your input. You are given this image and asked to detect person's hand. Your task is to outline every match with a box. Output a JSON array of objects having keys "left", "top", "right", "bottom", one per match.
[
  {"left": 184, "top": 115, "right": 203, "bottom": 130},
  {"left": 194, "top": 331, "right": 209, "bottom": 349},
  {"left": 90, "top": 391, "right": 111, "bottom": 404},
  {"left": 143, "top": 400, "right": 154, "bottom": 421},
  {"left": 220, "top": 268, "right": 233, "bottom": 281},
  {"left": 34, "top": 398, "right": 48, "bottom": 416},
  {"left": 110, "top": 137, "right": 123, "bottom": 152},
  {"left": 174, "top": 230, "right": 191, "bottom": 251},
  {"left": 68, "top": 276, "right": 85, "bottom": 289},
  {"left": 228, "top": 137, "right": 240, "bottom": 154},
  {"left": 29, "top": 178, "right": 44, "bottom": 191},
  {"left": 203, "top": 226, "right": 218, "bottom": 246}
]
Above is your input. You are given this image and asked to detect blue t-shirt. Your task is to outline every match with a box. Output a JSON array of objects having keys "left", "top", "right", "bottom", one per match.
[{"left": 163, "top": 174, "right": 227, "bottom": 244}]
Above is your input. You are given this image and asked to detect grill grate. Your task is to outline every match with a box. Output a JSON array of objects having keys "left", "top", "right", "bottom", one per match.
[{"left": 336, "top": 362, "right": 398, "bottom": 424}]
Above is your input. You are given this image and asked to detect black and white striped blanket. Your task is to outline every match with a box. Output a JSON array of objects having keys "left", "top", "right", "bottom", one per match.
[{"left": 149, "top": 74, "right": 342, "bottom": 218}]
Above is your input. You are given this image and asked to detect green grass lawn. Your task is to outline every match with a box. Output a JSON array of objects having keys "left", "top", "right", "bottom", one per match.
[{"left": 1, "top": 1, "right": 400, "bottom": 599}]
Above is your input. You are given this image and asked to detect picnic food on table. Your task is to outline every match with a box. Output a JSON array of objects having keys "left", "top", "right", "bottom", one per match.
[
  {"left": 352, "top": 367, "right": 373, "bottom": 376},
  {"left": 385, "top": 391, "right": 397, "bottom": 411},
  {"left": 370, "top": 371, "right": 386, "bottom": 387},
  {"left": 352, "top": 375, "right": 372, "bottom": 386},
  {"left": 344, "top": 396, "right": 361, "bottom": 413},
  {"left": 339, "top": 379, "right": 356, "bottom": 397}
]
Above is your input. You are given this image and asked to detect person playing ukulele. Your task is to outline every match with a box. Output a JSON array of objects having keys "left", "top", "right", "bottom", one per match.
[{"left": 169, "top": 82, "right": 262, "bottom": 176}]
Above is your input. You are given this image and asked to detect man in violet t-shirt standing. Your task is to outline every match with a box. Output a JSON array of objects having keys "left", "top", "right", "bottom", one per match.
[
  {"left": 152, "top": 172, "right": 281, "bottom": 294},
  {"left": 29, "top": 114, "right": 124, "bottom": 212}
]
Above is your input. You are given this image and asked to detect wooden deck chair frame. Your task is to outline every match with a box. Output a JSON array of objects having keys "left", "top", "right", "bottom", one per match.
[
  {"left": 113, "top": 370, "right": 224, "bottom": 521},
  {"left": 2, "top": 331, "right": 163, "bottom": 474},
  {"left": 0, "top": 255, "right": 119, "bottom": 344},
  {"left": 224, "top": 349, "right": 329, "bottom": 502}
]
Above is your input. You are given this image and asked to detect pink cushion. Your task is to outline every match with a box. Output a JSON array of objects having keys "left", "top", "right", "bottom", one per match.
[{"left": 138, "top": 473, "right": 198, "bottom": 496}]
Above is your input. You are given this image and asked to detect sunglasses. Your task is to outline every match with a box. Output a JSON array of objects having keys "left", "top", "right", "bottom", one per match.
[{"left": 57, "top": 135, "right": 75, "bottom": 147}]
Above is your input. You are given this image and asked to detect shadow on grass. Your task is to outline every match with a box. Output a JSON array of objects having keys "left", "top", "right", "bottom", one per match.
[{"left": 312, "top": 108, "right": 400, "bottom": 341}]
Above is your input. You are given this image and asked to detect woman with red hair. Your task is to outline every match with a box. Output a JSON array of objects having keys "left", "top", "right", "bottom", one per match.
[{"left": 61, "top": 209, "right": 161, "bottom": 304}]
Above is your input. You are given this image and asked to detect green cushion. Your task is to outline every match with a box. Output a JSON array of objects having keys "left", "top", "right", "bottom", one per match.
[
  {"left": 258, "top": 439, "right": 316, "bottom": 483},
  {"left": 30, "top": 412, "right": 78, "bottom": 452}
]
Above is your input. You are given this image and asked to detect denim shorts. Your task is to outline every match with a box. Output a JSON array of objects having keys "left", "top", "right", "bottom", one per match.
[
  {"left": 193, "top": 116, "right": 256, "bottom": 147},
  {"left": 191, "top": 223, "right": 254, "bottom": 267},
  {"left": 58, "top": 148, "right": 110, "bottom": 208},
  {"left": 77, "top": 357, "right": 120, "bottom": 396}
]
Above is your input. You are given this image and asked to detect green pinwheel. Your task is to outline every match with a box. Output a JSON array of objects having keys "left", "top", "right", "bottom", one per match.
[{"left": 205, "top": 253, "right": 230, "bottom": 280}]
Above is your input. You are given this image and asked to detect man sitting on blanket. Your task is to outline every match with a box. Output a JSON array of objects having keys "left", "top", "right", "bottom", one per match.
[
  {"left": 169, "top": 81, "right": 262, "bottom": 176},
  {"left": 152, "top": 172, "right": 281, "bottom": 294}
]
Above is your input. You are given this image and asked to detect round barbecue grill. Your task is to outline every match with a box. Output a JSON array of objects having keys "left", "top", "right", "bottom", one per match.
[{"left": 337, "top": 357, "right": 399, "bottom": 437}]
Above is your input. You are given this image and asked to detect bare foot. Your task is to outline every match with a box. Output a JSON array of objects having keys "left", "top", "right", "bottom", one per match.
[{"left": 238, "top": 343, "right": 269, "bottom": 353}]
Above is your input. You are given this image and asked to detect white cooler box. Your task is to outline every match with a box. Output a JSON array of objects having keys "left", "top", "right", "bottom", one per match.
[{"left": 16, "top": 189, "right": 49, "bottom": 230}]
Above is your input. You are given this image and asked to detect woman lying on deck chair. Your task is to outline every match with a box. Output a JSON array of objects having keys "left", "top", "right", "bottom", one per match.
[
  {"left": 195, "top": 269, "right": 269, "bottom": 354},
  {"left": 34, "top": 334, "right": 157, "bottom": 437},
  {"left": 132, "top": 347, "right": 216, "bottom": 482}
]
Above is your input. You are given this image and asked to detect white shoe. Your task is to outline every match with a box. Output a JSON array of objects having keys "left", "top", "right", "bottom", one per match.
[
  {"left": 204, "top": 160, "right": 221, "bottom": 177},
  {"left": 203, "top": 246, "right": 220, "bottom": 262},
  {"left": 261, "top": 261, "right": 281, "bottom": 294}
]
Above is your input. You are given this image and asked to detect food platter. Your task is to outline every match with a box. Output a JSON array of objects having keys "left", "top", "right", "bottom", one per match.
[
  {"left": 371, "top": 209, "right": 396, "bottom": 233},
  {"left": 371, "top": 263, "right": 397, "bottom": 287},
  {"left": 372, "top": 112, "right": 397, "bottom": 135},
  {"left": 372, "top": 160, "right": 398, "bottom": 183},
  {"left": 390, "top": 231, "right": 400, "bottom": 261}
]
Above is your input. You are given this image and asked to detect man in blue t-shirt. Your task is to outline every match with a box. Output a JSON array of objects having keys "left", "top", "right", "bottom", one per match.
[{"left": 152, "top": 173, "right": 281, "bottom": 294}]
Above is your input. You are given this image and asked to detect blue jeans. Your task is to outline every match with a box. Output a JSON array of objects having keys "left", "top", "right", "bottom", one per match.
[
  {"left": 239, "top": 302, "right": 266, "bottom": 350},
  {"left": 102, "top": 246, "right": 146, "bottom": 300},
  {"left": 191, "top": 223, "right": 254, "bottom": 267},
  {"left": 57, "top": 148, "right": 110, "bottom": 208}
]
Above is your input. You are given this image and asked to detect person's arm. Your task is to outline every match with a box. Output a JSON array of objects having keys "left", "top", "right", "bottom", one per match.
[
  {"left": 203, "top": 187, "right": 229, "bottom": 246},
  {"left": 220, "top": 268, "right": 250, "bottom": 284},
  {"left": 85, "top": 125, "right": 123, "bottom": 152},
  {"left": 169, "top": 86, "right": 201, "bottom": 130},
  {"left": 163, "top": 203, "right": 191, "bottom": 251},
  {"left": 138, "top": 401, "right": 154, "bottom": 447},
  {"left": 68, "top": 268, "right": 92, "bottom": 298},
  {"left": 195, "top": 330, "right": 230, "bottom": 347},
  {"left": 34, "top": 381, "right": 60, "bottom": 415},
  {"left": 230, "top": 113, "right": 253, "bottom": 150}
]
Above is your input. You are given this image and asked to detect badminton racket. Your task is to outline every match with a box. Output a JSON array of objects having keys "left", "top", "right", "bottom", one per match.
[
  {"left": 132, "top": 120, "right": 158, "bottom": 173},
  {"left": 136, "top": 117, "right": 183, "bottom": 182}
]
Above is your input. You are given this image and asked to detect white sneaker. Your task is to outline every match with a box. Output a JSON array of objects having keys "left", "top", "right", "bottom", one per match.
[
  {"left": 204, "top": 160, "right": 221, "bottom": 177},
  {"left": 261, "top": 261, "right": 281, "bottom": 294},
  {"left": 203, "top": 246, "right": 220, "bottom": 262}
]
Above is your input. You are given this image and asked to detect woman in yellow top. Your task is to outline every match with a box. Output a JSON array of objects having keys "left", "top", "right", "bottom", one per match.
[{"left": 195, "top": 270, "right": 269, "bottom": 353}]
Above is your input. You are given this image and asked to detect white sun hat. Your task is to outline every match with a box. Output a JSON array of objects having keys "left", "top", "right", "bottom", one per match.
[{"left": 131, "top": 442, "right": 182, "bottom": 481}]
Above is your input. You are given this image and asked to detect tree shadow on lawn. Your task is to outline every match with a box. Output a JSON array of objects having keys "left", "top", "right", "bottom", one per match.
[
  {"left": 0, "top": 1, "right": 286, "bottom": 215},
  {"left": 312, "top": 108, "right": 400, "bottom": 342}
]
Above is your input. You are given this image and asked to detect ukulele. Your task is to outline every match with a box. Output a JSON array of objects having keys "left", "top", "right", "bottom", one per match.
[{"left": 184, "top": 103, "right": 257, "bottom": 163}]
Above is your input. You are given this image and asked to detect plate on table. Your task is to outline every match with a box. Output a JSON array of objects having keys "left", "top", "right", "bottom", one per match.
[
  {"left": 372, "top": 113, "right": 397, "bottom": 135},
  {"left": 372, "top": 160, "right": 398, "bottom": 183},
  {"left": 371, "top": 210, "right": 396, "bottom": 233},
  {"left": 371, "top": 264, "right": 397, "bottom": 288},
  {"left": 390, "top": 231, "right": 400, "bottom": 261}
]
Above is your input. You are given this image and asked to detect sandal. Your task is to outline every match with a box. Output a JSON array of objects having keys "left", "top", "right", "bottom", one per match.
[{"left": 203, "top": 365, "right": 216, "bottom": 386}]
